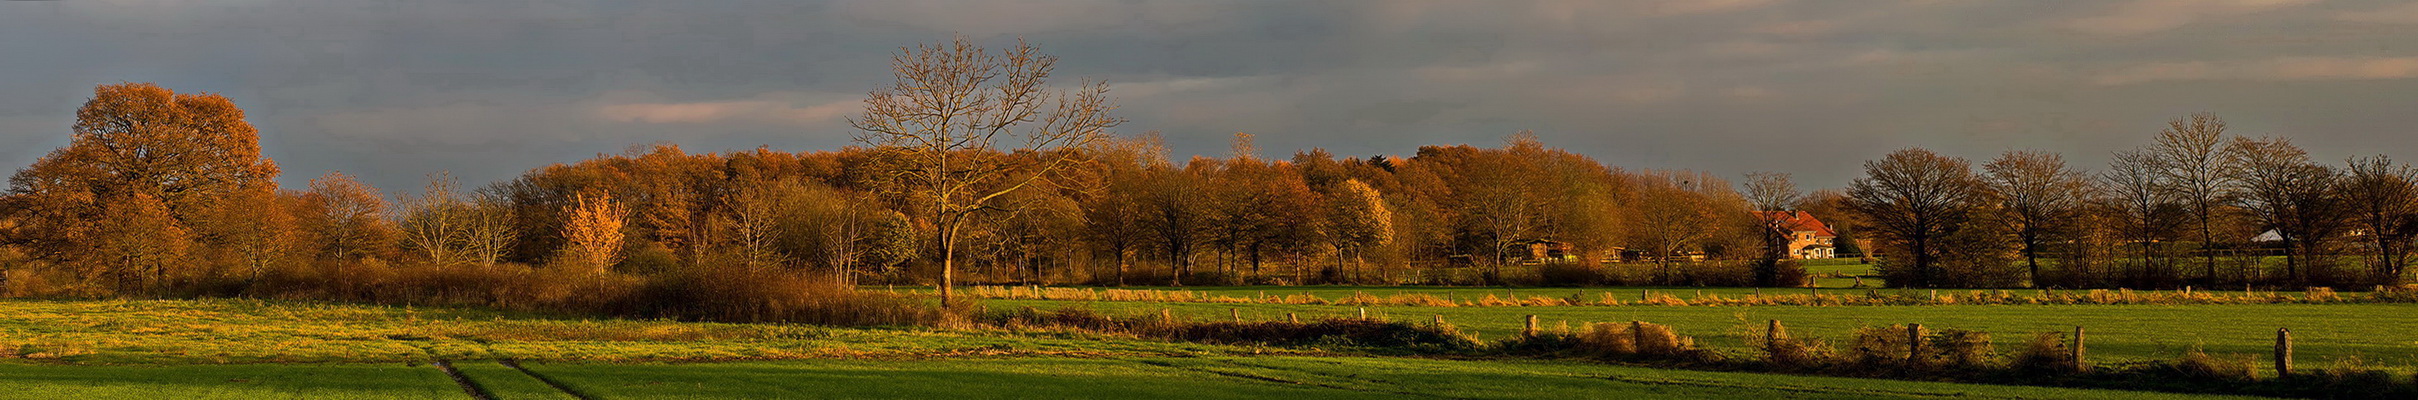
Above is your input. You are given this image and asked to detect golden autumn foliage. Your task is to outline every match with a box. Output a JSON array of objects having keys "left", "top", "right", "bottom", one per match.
[
  {"left": 4, "top": 83, "right": 279, "bottom": 293},
  {"left": 560, "top": 192, "right": 629, "bottom": 274}
]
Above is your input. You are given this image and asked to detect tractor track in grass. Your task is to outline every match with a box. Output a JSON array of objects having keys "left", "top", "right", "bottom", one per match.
[
  {"left": 430, "top": 360, "right": 495, "bottom": 400},
  {"left": 1128, "top": 358, "right": 1450, "bottom": 398},
  {"left": 500, "top": 358, "right": 598, "bottom": 400}
]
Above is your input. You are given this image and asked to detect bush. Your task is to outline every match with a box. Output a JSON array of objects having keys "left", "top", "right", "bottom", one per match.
[
  {"left": 2302, "top": 357, "right": 2409, "bottom": 398},
  {"left": 1496, "top": 321, "right": 1715, "bottom": 363},
  {"left": 2162, "top": 349, "right": 2260, "bottom": 381},
  {"left": 626, "top": 264, "right": 937, "bottom": 326},
  {"left": 2007, "top": 332, "right": 2077, "bottom": 374},
  {"left": 1927, "top": 329, "right": 1994, "bottom": 370},
  {"left": 1182, "top": 269, "right": 1245, "bottom": 287},
  {"left": 1535, "top": 262, "right": 1604, "bottom": 286},
  {"left": 986, "top": 306, "right": 1479, "bottom": 352}
]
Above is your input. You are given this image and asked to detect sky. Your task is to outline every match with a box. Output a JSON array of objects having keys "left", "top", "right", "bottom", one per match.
[{"left": 5, "top": 0, "right": 2418, "bottom": 192}]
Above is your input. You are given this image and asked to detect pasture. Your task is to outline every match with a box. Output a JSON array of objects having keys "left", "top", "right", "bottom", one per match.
[
  {"left": 0, "top": 298, "right": 2293, "bottom": 399},
  {"left": 983, "top": 295, "right": 2418, "bottom": 369}
]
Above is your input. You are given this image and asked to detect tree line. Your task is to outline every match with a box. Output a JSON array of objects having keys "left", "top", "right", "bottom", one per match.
[
  {"left": 1848, "top": 113, "right": 2418, "bottom": 289},
  {"left": 3, "top": 40, "right": 2411, "bottom": 302}
]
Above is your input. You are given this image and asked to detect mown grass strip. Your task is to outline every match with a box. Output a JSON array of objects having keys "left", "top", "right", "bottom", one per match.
[
  {"left": 500, "top": 359, "right": 596, "bottom": 400},
  {"left": 451, "top": 361, "right": 579, "bottom": 400},
  {"left": 432, "top": 360, "right": 496, "bottom": 400}
]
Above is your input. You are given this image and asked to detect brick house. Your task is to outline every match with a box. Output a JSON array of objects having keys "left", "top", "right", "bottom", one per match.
[{"left": 1754, "top": 211, "right": 1838, "bottom": 259}]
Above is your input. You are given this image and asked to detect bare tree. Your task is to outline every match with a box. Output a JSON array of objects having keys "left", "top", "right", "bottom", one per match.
[
  {"left": 1743, "top": 172, "right": 1800, "bottom": 287},
  {"left": 1847, "top": 149, "right": 1988, "bottom": 288},
  {"left": 1982, "top": 150, "right": 2094, "bottom": 287},
  {"left": 2104, "top": 150, "right": 2178, "bottom": 285},
  {"left": 1628, "top": 171, "right": 1731, "bottom": 284},
  {"left": 849, "top": 36, "right": 1122, "bottom": 306},
  {"left": 1141, "top": 165, "right": 1206, "bottom": 285},
  {"left": 2226, "top": 137, "right": 2344, "bottom": 285},
  {"left": 396, "top": 172, "right": 470, "bottom": 267},
  {"left": 2343, "top": 155, "right": 2418, "bottom": 285},
  {"left": 463, "top": 187, "right": 518, "bottom": 267},
  {"left": 2147, "top": 113, "right": 2238, "bottom": 282},
  {"left": 721, "top": 181, "right": 783, "bottom": 270}
]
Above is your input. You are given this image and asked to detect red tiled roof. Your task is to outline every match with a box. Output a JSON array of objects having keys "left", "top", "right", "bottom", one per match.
[{"left": 1754, "top": 210, "right": 1836, "bottom": 237}]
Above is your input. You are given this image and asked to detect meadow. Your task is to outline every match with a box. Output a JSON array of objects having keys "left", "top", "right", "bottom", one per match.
[
  {"left": 0, "top": 356, "right": 2271, "bottom": 399},
  {"left": 0, "top": 299, "right": 1247, "bottom": 364},
  {"left": 981, "top": 297, "right": 2418, "bottom": 369},
  {"left": 0, "top": 298, "right": 2291, "bottom": 399}
]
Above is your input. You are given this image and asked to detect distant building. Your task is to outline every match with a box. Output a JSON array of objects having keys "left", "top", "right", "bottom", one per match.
[
  {"left": 1755, "top": 211, "right": 1838, "bottom": 259},
  {"left": 1514, "top": 239, "right": 1578, "bottom": 264}
]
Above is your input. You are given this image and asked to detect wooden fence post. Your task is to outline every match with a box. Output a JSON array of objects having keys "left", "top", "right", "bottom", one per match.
[
  {"left": 1766, "top": 320, "right": 1786, "bottom": 355},
  {"left": 1230, "top": 308, "right": 1240, "bottom": 323},
  {"left": 2072, "top": 326, "right": 2087, "bottom": 371},
  {"left": 1906, "top": 323, "right": 1925, "bottom": 365},
  {"left": 2275, "top": 328, "right": 2294, "bottom": 377},
  {"left": 1357, "top": 307, "right": 1368, "bottom": 321},
  {"left": 1630, "top": 321, "right": 1646, "bottom": 349},
  {"left": 1287, "top": 313, "right": 1298, "bottom": 324},
  {"left": 1523, "top": 315, "right": 1539, "bottom": 337}
]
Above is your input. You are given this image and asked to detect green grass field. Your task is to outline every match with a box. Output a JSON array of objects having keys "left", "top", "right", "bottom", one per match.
[
  {"left": 983, "top": 298, "right": 2418, "bottom": 369},
  {"left": 0, "top": 298, "right": 2311, "bottom": 398},
  {"left": 0, "top": 357, "right": 2268, "bottom": 399},
  {"left": 506, "top": 356, "right": 2263, "bottom": 399},
  {"left": 0, "top": 299, "right": 1255, "bottom": 364}
]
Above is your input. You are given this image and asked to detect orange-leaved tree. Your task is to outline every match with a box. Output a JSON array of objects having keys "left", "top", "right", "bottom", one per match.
[
  {"left": 558, "top": 192, "right": 627, "bottom": 275},
  {"left": 5, "top": 83, "right": 278, "bottom": 292}
]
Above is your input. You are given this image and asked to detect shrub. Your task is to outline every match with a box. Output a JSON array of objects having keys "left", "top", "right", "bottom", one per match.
[
  {"left": 1847, "top": 325, "right": 1918, "bottom": 370},
  {"left": 2303, "top": 357, "right": 2410, "bottom": 398},
  {"left": 2163, "top": 349, "right": 2260, "bottom": 381},
  {"left": 1535, "top": 262, "right": 1604, "bottom": 286},
  {"left": 2007, "top": 332, "right": 2077, "bottom": 374},
  {"left": 1844, "top": 324, "right": 1993, "bottom": 373},
  {"left": 986, "top": 306, "right": 1479, "bottom": 352},
  {"left": 626, "top": 264, "right": 936, "bottom": 326},
  {"left": 1763, "top": 336, "right": 1836, "bottom": 370},
  {"left": 1576, "top": 322, "right": 1636, "bottom": 355},
  {"left": 1927, "top": 329, "right": 1994, "bottom": 370}
]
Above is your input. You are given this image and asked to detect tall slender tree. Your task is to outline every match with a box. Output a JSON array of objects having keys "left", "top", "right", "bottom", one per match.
[
  {"left": 1744, "top": 172, "right": 1800, "bottom": 287},
  {"left": 2148, "top": 113, "right": 2238, "bottom": 282},
  {"left": 849, "top": 36, "right": 1121, "bottom": 306},
  {"left": 1982, "top": 150, "right": 2094, "bottom": 287}
]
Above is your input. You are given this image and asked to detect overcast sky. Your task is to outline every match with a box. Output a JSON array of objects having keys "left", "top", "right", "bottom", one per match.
[{"left": 5, "top": 0, "right": 2418, "bottom": 192}]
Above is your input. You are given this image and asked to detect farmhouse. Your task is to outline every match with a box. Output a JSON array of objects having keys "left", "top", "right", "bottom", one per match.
[
  {"left": 1514, "top": 239, "right": 1579, "bottom": 264},
  {"left": 1755, "top": 211, "right": 1837, "bottom": 259}
]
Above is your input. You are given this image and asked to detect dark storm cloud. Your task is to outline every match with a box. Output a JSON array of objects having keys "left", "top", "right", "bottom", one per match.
[{"left": 4, "top": 0, "right": 2417, "bottom": 192}]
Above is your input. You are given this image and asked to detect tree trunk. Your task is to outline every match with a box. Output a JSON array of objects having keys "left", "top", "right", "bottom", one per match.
[
  {"left": 940, "top": 217, "right": 962, "bottom": 308},
  {"left": 2024, "top": 231, "right": 2041, "bottom": 287}
]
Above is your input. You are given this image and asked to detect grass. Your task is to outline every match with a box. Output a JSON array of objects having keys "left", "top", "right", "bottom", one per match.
[
  {"left": 513, "top": 356, "right": 2265, "bottom": 399},
  {"left": 449, "top": 362, "right": 578, "bottom": 400},
  {"left": 0, "top": 297, "right": 2352, "bottom": 398},
  {"left": 0, "top": 363, "right": 463, "bottom": 400},
  {"left": 982, "top": 299, "right": 2418, "bottom": 370},
  {"left": 0, "top": 298, "right": 1251, "bottom": 364}
]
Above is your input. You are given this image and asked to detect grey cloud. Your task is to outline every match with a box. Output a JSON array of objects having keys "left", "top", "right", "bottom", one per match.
[{"left": 3, "top": 0, "right": 2417, "bottom": 192}]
